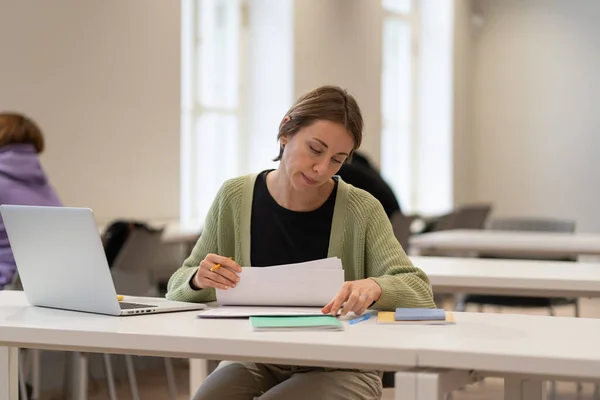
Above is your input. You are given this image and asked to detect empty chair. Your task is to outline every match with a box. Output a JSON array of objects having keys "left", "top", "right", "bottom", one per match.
[
  {"left": 487, "top": 217, "right": 575, "bottom": 233},
  {"left": 431, "top": 204, "right": 492, "bottom": 232},
  {"left": 109, "top": 224, "right": 163, "bottom": 297},
  {"left": 414, "top": 204, "right": 492, "bottom": 257},
  {"left": 390, "top": 212, "right": 415, "bottom": 252}
]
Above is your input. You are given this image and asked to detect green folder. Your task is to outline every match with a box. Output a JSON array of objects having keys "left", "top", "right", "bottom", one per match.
[{"left": 250, "top": 316, "right": 344, "bottom": 331}]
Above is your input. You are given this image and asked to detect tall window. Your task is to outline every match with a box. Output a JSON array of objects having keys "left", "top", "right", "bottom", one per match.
[
  {"left": 380, "top": 0, "right": 454, "bottom": 216},
  {"left": 181, "top": 0, "right": 243, "bottom": 226},
  {"left": 181, "top": 0, "right": 293, "bottom": 226},
  {"left": 380, "top": 0, "right": 415, "bottom": 214}
]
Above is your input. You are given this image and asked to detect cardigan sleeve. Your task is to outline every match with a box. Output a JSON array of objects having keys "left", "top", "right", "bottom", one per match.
[
  {"left": 364, "top": 199, "right": 436, "bottom": 310},
  {"left": 164, "top": 187, "right": 226, "bottom": 303}
]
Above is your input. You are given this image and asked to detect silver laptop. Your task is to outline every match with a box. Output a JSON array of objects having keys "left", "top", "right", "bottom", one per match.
[{"left": 0, "top": 205, "right": 206, "bottom": 316}]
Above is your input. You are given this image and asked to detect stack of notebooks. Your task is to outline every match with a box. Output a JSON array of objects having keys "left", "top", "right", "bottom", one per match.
[
  {"left": 246, "top": 308, "right": 454, "bottom": 331},
  {"left": 250, "top": 315, "right": 344, "bottom": 331},
  {"left": 377, "top": 308, "right": 455, "bottom": 325}
]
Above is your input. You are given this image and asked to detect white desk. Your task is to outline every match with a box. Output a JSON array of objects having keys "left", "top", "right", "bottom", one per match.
[
  {"left": 400, "top": 312, "right": 600, "bottom": 400},
  {"left": 410, "top": 229, "right": 600, "bottom": 258},
  {"left": 5, "top": 291, "right": 600, "bottom": 400},
  {"left": 417, "top": 311, "right": 600, "bottom": 380},
  {"left": 0, "top": 291, "right": 418, "bottom": 400},
  {"left": 413, "top": 256, "right": 600, "bottom": 298}
]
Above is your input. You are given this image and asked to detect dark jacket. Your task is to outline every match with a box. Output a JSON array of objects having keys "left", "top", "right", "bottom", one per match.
[{"left": 336, "top": 152, "right": 401, "bottom": 218}]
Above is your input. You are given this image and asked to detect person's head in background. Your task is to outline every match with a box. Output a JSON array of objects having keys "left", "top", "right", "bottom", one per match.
[
  {"left": 0, "top": 113, "right": 45, "bottom": 152},
  {"left": 273, "top": 85, "right": 363, "bottom": 192}
]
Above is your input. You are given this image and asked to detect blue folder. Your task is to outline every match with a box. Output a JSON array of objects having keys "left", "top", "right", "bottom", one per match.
[{"left": 394, "top": 308, "right": 447, "bottom": 321}]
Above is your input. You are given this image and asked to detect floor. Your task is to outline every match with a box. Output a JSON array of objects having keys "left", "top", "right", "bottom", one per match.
[
  {"left": 38, "top": 298, "right": 600, "bottom": 400},
  {"left": 41, "top": 367, "right": 599, "bottom": 400},
  {"left": 42, "top": 365, "right": 593, "bottom": 400}
]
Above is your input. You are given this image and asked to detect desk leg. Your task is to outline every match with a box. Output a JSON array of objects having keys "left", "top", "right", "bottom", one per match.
[
  {"left": 395, "top": 369, "right": 476, "bottom": 400},
  {"left": 189, "top": 359, "right": 210, "bottom": 395},
  {"left": 394, "top": 371, "right": 417, "bottom": 400},
  {"left": 0, "top": 346, "right": 18, "bottom": 400},
  {"left": 31, "top": 349, "right": 40, "bottom": 400},
  {"left": 70, "top": 352, "right": 88, "bottom": 400},
  {"left": 504, "top": 377, "right": 545, "bottom": 400}
]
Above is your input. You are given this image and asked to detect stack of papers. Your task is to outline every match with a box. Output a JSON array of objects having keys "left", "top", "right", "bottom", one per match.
[
  {"left": 216, "top": 257, "right": 344, "bottom": 307},
  {"left": 377, "top": 308, "right": 456, "bottom": 325},
  {"left": 250, "top": 316, "right": 344, "bottom": 331},
  {"left": 197, "top": 306, "right": 328, "bottom": 318}
]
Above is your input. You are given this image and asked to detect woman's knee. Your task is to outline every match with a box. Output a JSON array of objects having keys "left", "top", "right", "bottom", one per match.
[{"left": 192, "top": 361, "right": 269, "bottom": 400}]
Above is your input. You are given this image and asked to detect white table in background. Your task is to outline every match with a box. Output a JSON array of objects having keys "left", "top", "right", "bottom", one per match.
[
  {"left": 160, "top": 221, "right": 203, "bottom": 247},
  {"left": 410, "top": 229, "right": 600, "bottom": 258},
  {"left": 0, "top": 291, "right": 419, "bottom": 400},
  {"left": 412, "top": 256, "right": 600, "bottom": 298}
]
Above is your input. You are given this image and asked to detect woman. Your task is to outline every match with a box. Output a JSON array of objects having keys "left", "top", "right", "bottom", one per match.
[
  {"left": 0, "top": 113, "right": 62, "bottom": 290},
  {"left": 167, "top": 86, "right": 435, "bottom": 400}
]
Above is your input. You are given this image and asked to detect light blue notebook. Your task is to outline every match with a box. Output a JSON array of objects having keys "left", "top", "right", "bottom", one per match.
[
  {"left": 250, "top": 316, "right": 344, "bottom": 331},
  {"left": 394, "top": 308, "right": 447, "bottom": 321}
]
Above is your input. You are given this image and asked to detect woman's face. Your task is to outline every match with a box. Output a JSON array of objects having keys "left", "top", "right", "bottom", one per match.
[{"left": 280, "top": 120, "right": 354, "bottom": 190}]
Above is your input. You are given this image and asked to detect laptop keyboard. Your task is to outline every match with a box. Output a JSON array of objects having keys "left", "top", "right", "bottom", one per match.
[{"left": 119, "top": 302, "right": 158, "bottom": 310}]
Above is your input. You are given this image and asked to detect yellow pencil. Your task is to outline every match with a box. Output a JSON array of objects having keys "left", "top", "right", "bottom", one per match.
[{"left": 210, "top": 257, "right": 233, "bottom": 272}]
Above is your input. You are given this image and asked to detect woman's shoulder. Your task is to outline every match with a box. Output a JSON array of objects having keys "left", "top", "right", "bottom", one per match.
[
  {"left": 216, "top": 173, "right": 259, "bottom": 203},
  {"left": 220, "top": 175, "right": 246, "bottom": 192},
  {"left": 338, "top": 177, "right": 382, "bottom": 212}
]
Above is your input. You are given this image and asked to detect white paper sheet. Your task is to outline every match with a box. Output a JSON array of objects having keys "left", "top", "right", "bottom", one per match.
[
  {"left": 264, "top": 257, "right": 343, "bottom": 270},
  {"left": 215, "top": 258, "right": 344, "bottom": 307},
  {"left": 197, "top": 306, "right": 327, "bottom": 318}
]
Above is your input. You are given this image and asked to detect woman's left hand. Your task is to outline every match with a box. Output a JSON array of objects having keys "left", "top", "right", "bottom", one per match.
[{"left": 322, "top": 278, "right": 382, "bottom": 316}]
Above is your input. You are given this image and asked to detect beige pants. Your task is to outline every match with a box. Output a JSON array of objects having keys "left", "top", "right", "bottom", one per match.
[{"left": 192, "top": 361, "right": 383, "bottom": 400}]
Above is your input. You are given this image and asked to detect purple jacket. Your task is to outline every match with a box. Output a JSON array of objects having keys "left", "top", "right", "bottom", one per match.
[{"left": 0, "top": 144, "right": 61, "bottom": 289}]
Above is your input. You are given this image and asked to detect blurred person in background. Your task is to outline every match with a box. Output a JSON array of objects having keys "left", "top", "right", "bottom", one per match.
[
  {"left": 336, "top": 150, "right": 402, "bottom": 218},
  {"left": 0, "top": 112, "right": 62, "bottom": 290}
]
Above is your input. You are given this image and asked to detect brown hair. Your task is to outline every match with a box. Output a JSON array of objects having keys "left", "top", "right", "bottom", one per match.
[
  {"left": 274, "top": 85, "right": 363, "bottom": 161},
  {"left": 0, "top": 112, "right": 45, "bottom": 153}
]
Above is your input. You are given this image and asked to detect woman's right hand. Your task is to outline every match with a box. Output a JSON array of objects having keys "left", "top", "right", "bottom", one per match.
[{"left": 192, "top": 254, "right": 242, "bottom": 290}]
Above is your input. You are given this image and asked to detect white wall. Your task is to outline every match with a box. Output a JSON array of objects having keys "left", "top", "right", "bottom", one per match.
[
  {"left": 0, "top": 0, "right": 181, "bottom": 225},
  {"left": 1, "top": 0, "right": 384, "bottom": 225},
  {"left": 469, "top": 0, "right": 600, "bottom": 232},
  {"left": 294, "top": 0, "right": 383, "bottom": 166}
]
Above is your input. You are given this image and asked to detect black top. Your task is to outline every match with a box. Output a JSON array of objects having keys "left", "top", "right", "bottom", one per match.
[
  {"left": 336, "top": 151, "right": 401, "bottom": 218},
  {"left": 250, "top": 170, "right": 337, "bottom": 267}
]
